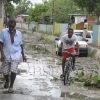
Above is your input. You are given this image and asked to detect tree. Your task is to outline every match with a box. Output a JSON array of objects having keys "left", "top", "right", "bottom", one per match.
[
  {"left": 6, "top": 3, "right": 14, "bottom": 17},
  {"left": 27, "top": 0, "right": 80, "bottom": 24},
  {"left": 51, "top": 0, "right": 79, "bottom": 23},
  {"left": 27, "top": 3, "right": 49, "bottom": 23},
  {"left": 14, "top": 0, "right": 32, "bottom": 16},
  {"left": 4, "top": 0, "right": 20, "bottom": 18},
  {"left": 7, "top": 0, "right": 20, "bottom": 4},
  {"left": 73, "top": 0, "right": 100, "bottom": 23}
]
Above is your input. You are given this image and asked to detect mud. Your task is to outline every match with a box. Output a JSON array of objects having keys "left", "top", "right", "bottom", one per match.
[{"left": 0, "top": 31, "right": 100, "bottom": 99}]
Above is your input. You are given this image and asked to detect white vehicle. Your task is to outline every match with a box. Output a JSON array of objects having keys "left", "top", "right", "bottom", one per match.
[
  {"left": 85, "top": 31, "right": 93, "bottom": 44},
  {"left": 74, "top": 30, "right": 93, "bottom": 44},
  {"left": 55, "top": 30, "right": 89, "bottom": 57}
]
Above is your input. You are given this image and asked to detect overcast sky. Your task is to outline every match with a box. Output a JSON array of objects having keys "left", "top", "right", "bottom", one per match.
[
  {"left": 30, "top": 0, "right": 43, "bottom": 4},
  {"left": 12, "top": 0, "right": 43, "bottom": 7}
]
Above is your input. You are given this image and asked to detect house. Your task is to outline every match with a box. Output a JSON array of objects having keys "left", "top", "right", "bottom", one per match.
[
  {"left": 68, "top": 14, "right": 86, "bottom": 24},
  {"left": 68, "top": 14, "right": 96, "bottom": 30},
  {"left": 68, "top": 14, "right": 96, "bottom": 25},
  {"left": 15, "top": 14, "right": 29, "bottom": 23}
]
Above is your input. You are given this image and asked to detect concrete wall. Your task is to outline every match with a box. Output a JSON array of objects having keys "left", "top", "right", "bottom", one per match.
[
  {"left": 92, "top": 25, "right": 100, "bottom": 46},
  {"left": 60, "top": 23, "right": 68, "bottom": 33},
  {"left": 29, "top": 23, "right": 36, "bottom": 30},
  {"left": 16, "top": 22, "right": 68, "bottom": 36},
  {"left": 16, "top": 22, "right": 93, "bottom": 36}
]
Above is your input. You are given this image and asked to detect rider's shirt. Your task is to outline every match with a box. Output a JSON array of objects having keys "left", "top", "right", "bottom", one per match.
[{"left": 61, "top": 34, "right": 78, "bottom": 49}]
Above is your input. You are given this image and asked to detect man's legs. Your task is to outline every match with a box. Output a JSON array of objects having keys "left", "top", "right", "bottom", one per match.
[
  {"left": 60, "top": 49, "right": 69, "bottom": 78},
  {"left": 62, "top": 58, "right": 66, "bottom": 75},
  {"left": 2, "top": 61, "right": 10, "bottom": 89},
  {"left": 9, "top": 72, "right": 16, "bottom": 88},
  {"left": 72, "top": 56, "right": 75, "bottom": 70},
  {"left": 4, "top": 74, "right": 9, "bottom": 88},
  {"left": 8, "top": 60, "right": 19, "bottom": 92},
  {"left": 4, "top": 75, "right": 9, "bottom": 83},
  {"left": 69, "top": 48, "right": 76, "bottom": 70}
]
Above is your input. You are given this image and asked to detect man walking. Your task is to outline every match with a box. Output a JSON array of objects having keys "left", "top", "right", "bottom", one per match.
[{"left": 0, "top": 20, "right": 26, "bottom": 93}]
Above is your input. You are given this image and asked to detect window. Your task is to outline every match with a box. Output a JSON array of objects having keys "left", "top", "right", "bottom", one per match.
[{"left": 86, "top": 33, "right": 91, "bottom": 38}]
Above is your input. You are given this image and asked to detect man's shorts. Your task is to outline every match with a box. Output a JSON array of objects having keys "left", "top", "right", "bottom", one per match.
[
  {"left": 62, "top": 48, "right": 75, "bottom": 59},
  {"left": 2, "top": 59, "right": 20, "bottom": 75}
]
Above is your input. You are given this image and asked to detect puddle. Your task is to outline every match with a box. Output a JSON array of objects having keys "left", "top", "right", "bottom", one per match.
[
  {"left": 3, "top": 32, "right": 99, "bottom": 99},
  {"left": 61, "top": 92, "right": 86, "bottom": 99},
  {"left": 10, "top": 55, "right": 100, "bottom": 99},
  {"left": 60, "top": 92, "right": 100, "bottom": 100}
]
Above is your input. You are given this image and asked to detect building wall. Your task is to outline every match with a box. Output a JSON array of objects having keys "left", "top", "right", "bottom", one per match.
[
  {"left": 0, "top": 0, "right": 3, "bottom": 32},
  {"left": 16, "top": 22, "right": 93, "bottom": 37},
  {"left": 92, "top": 25, "right": 100, "bottom": 46},
  {"left": 15, "top": 16, "right": 24, "bottom": 23},
  {"left": 75, "top": 16, "right": 86, "bottom": 24}
]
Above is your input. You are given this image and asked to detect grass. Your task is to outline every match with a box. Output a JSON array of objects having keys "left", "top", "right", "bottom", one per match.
[
  {"left": 0, "top": 77, "right": 5, "bottom": 82},
  {"left": 37, "top": 30, "right": 60, "bottom": 37},
  {"left": 21, "top": 31, "right": 27, "bottom": 34},
  {"left": 61, "top": 70, "right": 100, "bottom": 88},
  {"left": 37, "top": 30, "right": 51, "bottom": 35},
  {"left": 37, "top": 36, "right": 55, "bottom": 46},
  {"left": 27, "top": 44, "right": 36, "bottom": 50},
  {"left": 53, "top": 33, "right": 60, "bottom": 37},
  {"left": 50, "top": 77, "right": 59, "bottom": 81},
  {"left": 88, "top": 50, "right": 96, "bottom": 57},
  {"left": 74, "top": 71, "right": 100, "bottom": 88},
  {"left": 78, "top": 67, "right": 84, "bottom": 70}
]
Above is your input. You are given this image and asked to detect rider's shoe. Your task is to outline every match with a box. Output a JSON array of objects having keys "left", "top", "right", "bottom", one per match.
[
  {"left": 60, "top": 74, "right": 64, "bottom": 78},
  {"left": 72, "top": 66, "right": 76, "bottom": 71}
]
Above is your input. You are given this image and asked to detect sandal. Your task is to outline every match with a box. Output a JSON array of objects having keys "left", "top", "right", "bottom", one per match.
[
  {"left": 4, "top": 82, "right": 9, "bottom": 89},
  {"left": 8, "top": 88, "right": 14, "bottom": 93},
  {"left": 60, "top": 74, "right": 64, "bottom": 78}
]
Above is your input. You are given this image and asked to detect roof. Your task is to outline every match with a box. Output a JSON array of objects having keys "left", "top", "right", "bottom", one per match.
[
  {"left": 21, "top": 14, "right": 29, "bottom": 17},
  {"left": 68, "top": 14, "right": 86, "bottom": 16},
  {"left": 17, "top": 14, "right": 29, "bottom": 17}
]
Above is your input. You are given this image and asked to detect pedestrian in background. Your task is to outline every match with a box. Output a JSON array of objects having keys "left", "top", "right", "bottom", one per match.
[{"left": 83, "top": 19, "right": 88, "bottom": 38}]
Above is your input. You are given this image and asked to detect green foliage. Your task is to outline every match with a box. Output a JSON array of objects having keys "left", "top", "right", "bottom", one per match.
[
  {"left": 66, "top": 77, "right": 75, "bottom": 85},
  {"left": 27, "top": 3, "right": 49, "bottom": 23},
  {"left": 50, "top": 77, "right": 59, "bottom": 81},
  {"left": 7, "top": 0, "right": 20, "bottom": 4},
  {"left": 75, "top": 71, "right": 85, "bottom": 82},
  {"left": 37, "top": 36, "right": 53, "bottom": 45},
  {"left": 74, "top": 71, "right": 100, "bottom": 88},
  {"left": 5, "top": 3, "right": 15, "bottom": 18},
  {"left": 43, "top": 38, "right": 52, "bottom": 44},
  {"left": 88, "top": 50, "right": 96, "bottom": 57},
  {"left": 37, "top": 30, "right": 50, "bottom": 34},
  {"left": 73, "top": 0, "right": 100, "bottom": 22},
  {"left": 14, "top": 0, "right": 32, "bottom": 16},
  {"left": 51, "top": 0, "right": 78, "bottom": 23},
  {"left": 27, "top": 0, "right": 80, "bottom": 23},
  {"left": 78, "top": 67, "right": 84, "bottom": 70},
  {"left": 5, "top": 0, "right": 32, "bottom": 19},
  {"left": 84, "top": 74, "right": 100, "bottom": 88}
]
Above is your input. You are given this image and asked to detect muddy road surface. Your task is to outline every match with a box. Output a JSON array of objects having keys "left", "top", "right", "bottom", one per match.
[{"left": 0, "top": 31, "right": 100, "bottom": 100}]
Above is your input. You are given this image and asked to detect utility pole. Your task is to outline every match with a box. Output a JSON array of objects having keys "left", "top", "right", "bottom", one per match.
[
  {"left": 4, "top": 0, "right": 8, "bottom": 28},
  {"left": 52, "top": 0, "right": 54, "bottom": 24}
]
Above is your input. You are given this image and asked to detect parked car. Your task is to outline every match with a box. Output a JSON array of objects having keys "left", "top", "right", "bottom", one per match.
[
  {"left": 55, "top": 30, "right": 88, "bottom": 57},
  {"left": 74, "top": 30, "right": 93, "bottom": 44},
  {"left": 85, "top": 31, "right": 93, "bottom": 44}
]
